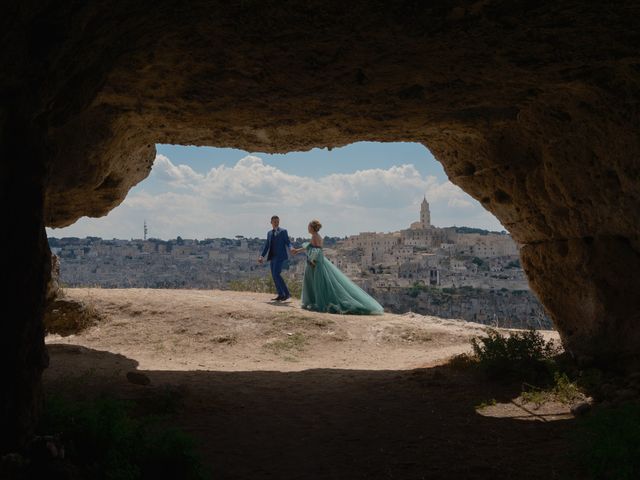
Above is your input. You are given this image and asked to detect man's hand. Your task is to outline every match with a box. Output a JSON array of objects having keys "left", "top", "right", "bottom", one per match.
[{"left": 258, "top": 256, "right": 264, "bottom": 264}]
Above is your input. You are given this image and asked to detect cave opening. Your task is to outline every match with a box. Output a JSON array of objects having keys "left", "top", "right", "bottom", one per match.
[
  {"left": 2, "top": 3, "right": 638, "bottom": 474},
  {"left": 41, "top": 143, "right": 572, "bottom": 478},
  {"left": 45, "top": 140, "right": 545, "bottom": 331}
]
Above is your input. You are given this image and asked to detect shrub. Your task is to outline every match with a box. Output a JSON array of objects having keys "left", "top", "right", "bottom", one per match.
[
  {"left": 38, "top": 395, "right": 209, "bottom": 479},
  {"left": 471, "top": 257, "right": 489, "bottom": 271},
  {"left": 447, "top": 353, "right": 476, "bottom": 370},
  {"left": 470, "top": 328, "right": 559, "bottom": 382}
]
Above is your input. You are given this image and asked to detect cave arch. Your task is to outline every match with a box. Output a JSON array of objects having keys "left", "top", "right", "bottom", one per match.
[{"left": 2, "top": 1, "right": 639, "bottom": 452}]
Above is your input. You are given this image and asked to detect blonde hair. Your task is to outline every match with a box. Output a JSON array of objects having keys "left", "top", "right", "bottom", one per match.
[{"left": 309, "top": 219, "right": 322, "bottom": 233}]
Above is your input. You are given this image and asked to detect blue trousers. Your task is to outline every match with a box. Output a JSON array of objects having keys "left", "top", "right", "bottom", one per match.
[{"left": 270, "top": 258, "right": 290, "bottom": 298}]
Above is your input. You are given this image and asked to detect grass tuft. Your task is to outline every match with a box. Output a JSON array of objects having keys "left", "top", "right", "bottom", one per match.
[
  {"left": 263, "top": 333, "right": 308, "bottom": 355},
  {"left": 228, "top": 275, "right": 302, "bottom": 298},
  {"left": 36, "top": 394, "right": 209, "bottom": 479},
  {"left": 521, "top": 372, "right": 583, "bottom": 407},
  {"left": 475, "top": 398, "right": 497, "bottom": 409}
]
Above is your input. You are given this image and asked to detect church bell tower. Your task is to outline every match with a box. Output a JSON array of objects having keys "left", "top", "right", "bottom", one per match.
[{"left": 420, "top": 196, "right": 431, "bottom": 228}]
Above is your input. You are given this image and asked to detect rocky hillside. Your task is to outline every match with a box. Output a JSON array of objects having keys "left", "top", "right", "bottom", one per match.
[{"left": 47, "top": 288, "right": 547, "bottom": 372}]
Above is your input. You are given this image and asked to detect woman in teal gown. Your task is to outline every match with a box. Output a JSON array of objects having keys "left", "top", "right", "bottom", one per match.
[{"left": 291, "top": 220, "right": 384, "bottom": 315}]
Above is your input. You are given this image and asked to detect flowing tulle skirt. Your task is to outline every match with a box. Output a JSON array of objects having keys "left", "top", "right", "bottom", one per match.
[{"left": 301, "top": 246, "right": 384, "bottom": 315}]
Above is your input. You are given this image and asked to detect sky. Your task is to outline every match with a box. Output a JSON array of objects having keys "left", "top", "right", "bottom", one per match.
[{"left": 45, "top": 142, "right": 506, "bottom": 240}]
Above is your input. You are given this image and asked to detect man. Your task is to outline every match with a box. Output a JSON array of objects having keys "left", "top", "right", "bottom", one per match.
[{"left": 258, "top": 215, "right": 292, "bottom": 301}]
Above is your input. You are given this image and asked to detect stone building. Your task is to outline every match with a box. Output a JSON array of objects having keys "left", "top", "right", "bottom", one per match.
[
  {"left": 455, "top": 233, "right": 519, "bottom": 258},
  {"left": 343, "top": 232, "right": 402, "bottom": 267},
  {"left": 401, "top": 198, "right": 455, "bottom": 248}
]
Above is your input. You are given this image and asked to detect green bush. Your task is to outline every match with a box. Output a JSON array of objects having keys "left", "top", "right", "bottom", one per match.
[
  {"left": 470, "top": 329, "right": 559, "bottom": 382},
  {"left": 447, "top": 353, "right": 476, "bottom": 370},
  {"left": 405, "top": 282, "right": 427, "bottom": 298},
  {"left": 471, "top": 257, "right": 489, "bottom": 271},
  {"left": 406, "top": 289, "right": 420, "bottom": 298},
  {"left": 575, "top": 402, "right": 640, "bottom": 480},
  {"left": 38, "top": 395, "right": 209, "bottom": 479}
]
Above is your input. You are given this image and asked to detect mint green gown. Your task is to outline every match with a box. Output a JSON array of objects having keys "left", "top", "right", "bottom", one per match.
[{"left": 300, "top": 242, "right": 384, "bottom": 315}]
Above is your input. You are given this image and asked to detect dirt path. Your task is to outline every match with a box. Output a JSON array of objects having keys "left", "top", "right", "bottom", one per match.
[{"left": 44, "top": 289, "right": 582, "bottom": 479}]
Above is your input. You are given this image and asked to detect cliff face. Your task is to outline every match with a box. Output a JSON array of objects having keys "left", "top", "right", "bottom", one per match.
[
  {"left": 373, "top": 287, "right": 551, "bottom": 330},
  {"left": 1, "top": 0, "right": 640, "bottom": 451}
]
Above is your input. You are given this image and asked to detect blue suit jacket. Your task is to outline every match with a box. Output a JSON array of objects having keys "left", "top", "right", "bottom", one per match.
[{"left": 261, "top": 228, "right": 291, "bottom": 261}]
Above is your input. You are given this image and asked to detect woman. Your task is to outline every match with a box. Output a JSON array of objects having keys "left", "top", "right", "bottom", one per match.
[{"left": 291, "top": 220, "right": 384, "bottom": 315}]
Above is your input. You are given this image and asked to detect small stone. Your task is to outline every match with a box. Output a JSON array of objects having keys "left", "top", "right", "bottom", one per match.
[
  {"left": 570, "top": 402, "right": 592, "bottom": 417},
  {"left": 126, "top": 371, "right": 151, "bottom": 386},
  {"left": 26, "top": 434, "right": 65, "bottom": 460},
  {"left": 615, "top": 388, "right": 638, "bottom": 401}
]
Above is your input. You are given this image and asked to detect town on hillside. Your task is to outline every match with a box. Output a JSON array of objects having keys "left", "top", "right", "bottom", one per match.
[{"left": 49, "top": 198, "right": 551, "bottom": 329}]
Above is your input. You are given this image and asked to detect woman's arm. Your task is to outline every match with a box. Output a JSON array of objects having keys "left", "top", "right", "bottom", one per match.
[{"left": 290, "top": 241, "right": 309, "bottom": 255}]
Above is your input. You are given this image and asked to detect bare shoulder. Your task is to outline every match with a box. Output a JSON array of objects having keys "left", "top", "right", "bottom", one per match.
[{"left": 312, "top": 232, "right": 323, "bottom": 246}]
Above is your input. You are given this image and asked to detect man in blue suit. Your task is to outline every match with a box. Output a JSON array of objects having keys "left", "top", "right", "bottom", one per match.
[{"left": 258, "top": 215, "right": 292, "bottom": 301}]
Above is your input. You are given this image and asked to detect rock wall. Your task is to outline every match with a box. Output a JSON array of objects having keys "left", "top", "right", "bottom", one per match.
[
  {"left": 0, "top": 113, "right": 50, "bottom": 452},
  {"left": 46, "top": 254, "right": 60, "bottom": 303},
  {"left": 1, "top": 0, "right": 639, "bottom": 450}
]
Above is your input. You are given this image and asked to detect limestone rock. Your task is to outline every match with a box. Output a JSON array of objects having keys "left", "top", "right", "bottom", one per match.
[
  {"left": 43, "top": 299, "right": 99, "bottom": 337},
  {"left": 570, "top": 401, "right": 592, "bottom": 417},
  {"left": 46, "top": 254, "right": 61, "bottom": 304},
  {"left": 2, "top": 0, "right": 640, "bottom": 452},
  {"left": 10, "top": 1, "right": 636, "bottom": 365},
  {"left": 6, "top": 2, "right": 638, "bottom": 364},
  {"left": 126, "top": 371, "right": 151, "bottom": 386}
]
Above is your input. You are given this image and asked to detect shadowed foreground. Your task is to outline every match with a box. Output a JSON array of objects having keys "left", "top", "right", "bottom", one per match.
[
  {"left": 3, "top": 0, "right": 640, "bottom": 453},
  {"left": 45, "top": 344, "right": 581, "bottom": 479}
]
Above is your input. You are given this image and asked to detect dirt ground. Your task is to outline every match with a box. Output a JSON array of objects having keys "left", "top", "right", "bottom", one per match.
[{"left": 44, "top": 288, "right": 584, "bottom": 479}]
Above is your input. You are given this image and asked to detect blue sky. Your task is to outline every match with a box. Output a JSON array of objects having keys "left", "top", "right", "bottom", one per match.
[
  {"left": 157, "top": 142, "right": 447, "bottom": 179},
  {"left": 46, "top": 142, "right": 505, "bottom": 240}
]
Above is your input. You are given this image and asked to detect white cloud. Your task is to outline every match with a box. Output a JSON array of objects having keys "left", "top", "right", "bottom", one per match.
[
  {"left": 47, "top": 154, "right": 505, "bottom": 240},
  {"left": 151, "top": 154, "right": 203, "bottom": 187}
]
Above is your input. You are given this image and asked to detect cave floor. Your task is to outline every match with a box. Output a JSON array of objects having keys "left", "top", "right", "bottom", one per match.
[{"left": 43, "top": 289, "right": 582, "bottom": 479}]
